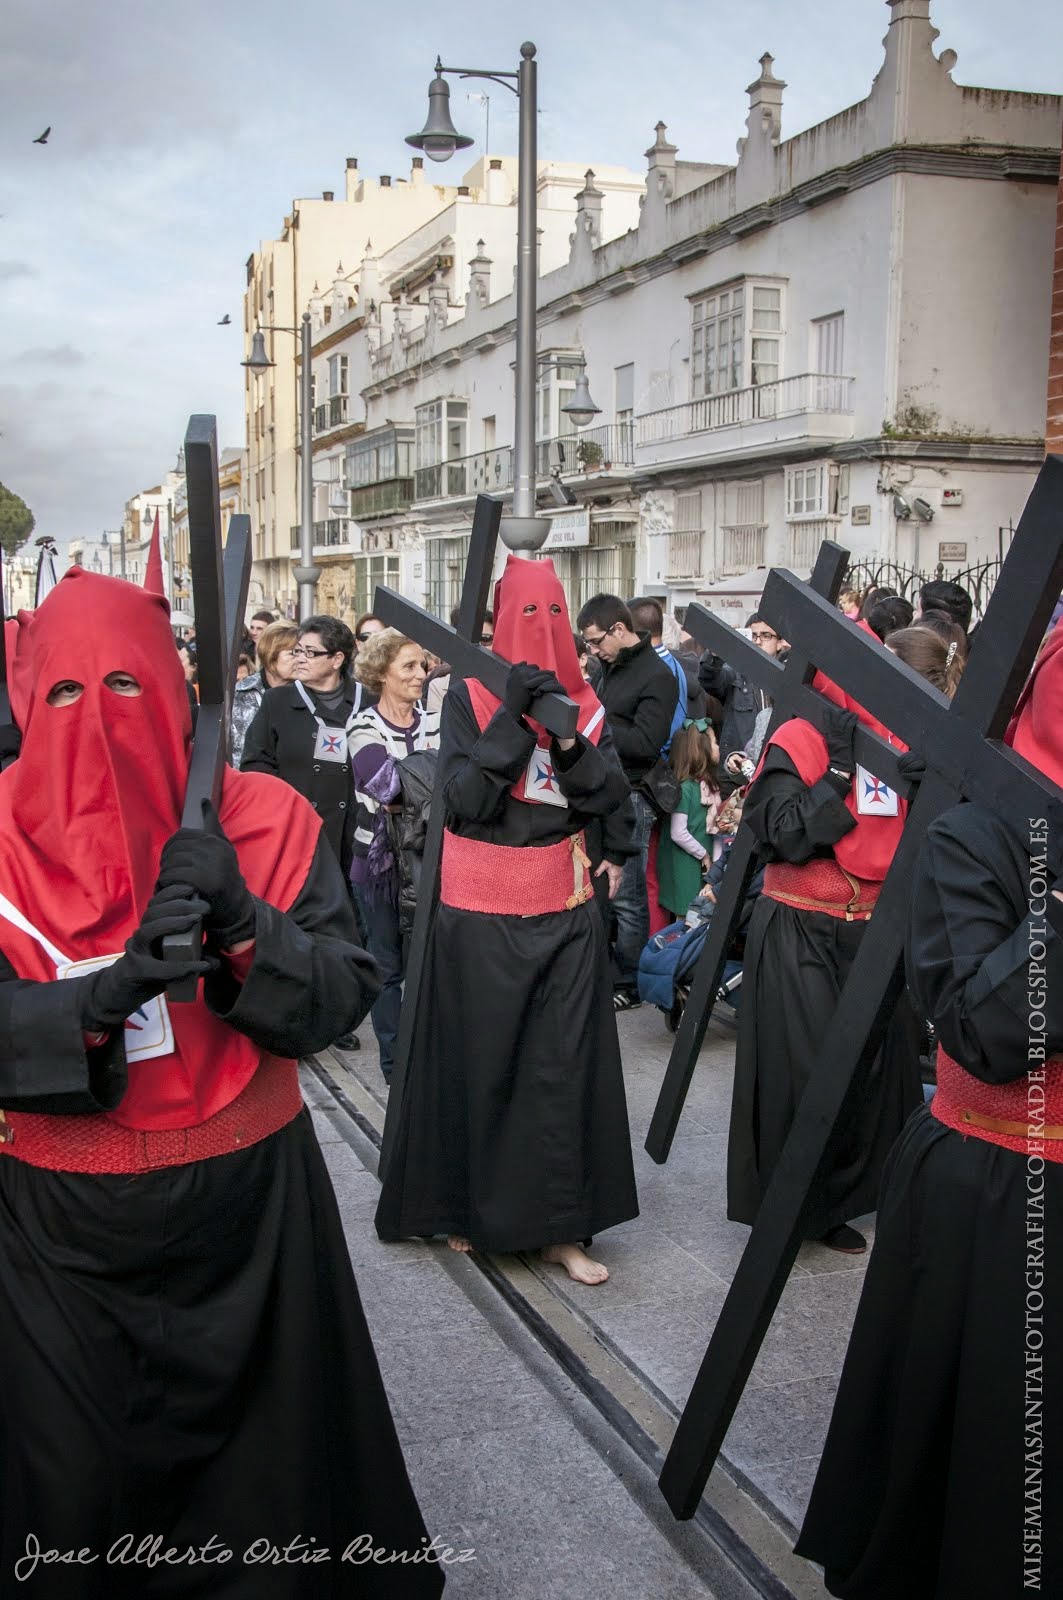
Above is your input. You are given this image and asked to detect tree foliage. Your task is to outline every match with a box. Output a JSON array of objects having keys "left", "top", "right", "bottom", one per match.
[{"left": 0, "top": 482, "right": 35, "bottom": 558}]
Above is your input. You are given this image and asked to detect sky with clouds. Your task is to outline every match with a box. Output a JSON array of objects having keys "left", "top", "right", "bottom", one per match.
[{"left": 1, "top": 0, "right": 1060, "bottom": 549}]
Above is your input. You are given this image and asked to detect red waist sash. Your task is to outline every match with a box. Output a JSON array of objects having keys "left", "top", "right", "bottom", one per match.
[
  {"left": 763, "top": 859, "right": 881, "bottom": 922},
  {"left": 0, "top": 1053, "right": 303, "bottom": 1174},
  {"left": 440, "top": 830, "right": 593, "bottom": 917},
  {"left": 931, "top": 1045, "right": 1063, "bottom": 1162}
]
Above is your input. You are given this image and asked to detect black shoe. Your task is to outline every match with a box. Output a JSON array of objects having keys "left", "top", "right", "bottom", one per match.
[
  {"left": 613, "top": 987, "right": 642, "bottom": 1012},
  {"left": 332, "top": 1031, "right": 361, "bottom": 1052},
  {"left": 816, "top": 1224, "right": 866, "bottom": 1255}
]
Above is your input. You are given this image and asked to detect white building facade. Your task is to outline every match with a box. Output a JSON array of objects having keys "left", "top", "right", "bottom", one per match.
[{"left": 251, "top": 0, "right": 1062, "bottom": 624}]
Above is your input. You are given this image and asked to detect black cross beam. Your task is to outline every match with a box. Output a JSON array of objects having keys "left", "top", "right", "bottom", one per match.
[
  {"left": 373, "top": 493, "right": 579, "bottom": 1175},
  {"left": 163, "top": 414, "right": 251, "bottom": 1000},
  {"left": 648, "top": 544, "right": 931, "bottom": 1159},
  {"left": 657, "top": 453, "right": 1063, "bottom": 1520}
]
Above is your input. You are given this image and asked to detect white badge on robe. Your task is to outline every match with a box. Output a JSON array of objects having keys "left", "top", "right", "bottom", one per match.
[
  {"left": 855, "top": 764, "right": 899, "bottom": 816},
  {"left": 522, "top": 748, "right": 569, "bottom": 809},
  {"left": 55, "top": 953, "right": 176, "bottom": 1063},
  {"left": 314, "top": 725, "right": 348, "bottom": 763}
]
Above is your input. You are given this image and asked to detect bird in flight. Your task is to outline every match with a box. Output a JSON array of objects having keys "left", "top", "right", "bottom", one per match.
[
  {"left": 218, "top": 313, "right": 231, "bottom": 325},
  {"left": 33, "top": 127, "right": 51, "bottom": 145}
]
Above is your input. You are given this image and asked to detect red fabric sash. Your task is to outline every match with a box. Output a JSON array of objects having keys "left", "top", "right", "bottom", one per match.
[{"left": 932, "top": 1045, "right": 1063, "bottom": 1162}]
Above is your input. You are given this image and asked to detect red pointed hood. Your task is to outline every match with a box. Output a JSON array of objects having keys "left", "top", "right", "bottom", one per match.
[
  {"left": 467, "top": 554, "right": 603, "bottom": 746},
  {"left": 144, "top": 510, "right": 165, "bottom": 596}
]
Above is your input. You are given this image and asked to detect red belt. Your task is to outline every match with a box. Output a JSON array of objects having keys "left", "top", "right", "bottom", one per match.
[
  {"left": 932, "top": 1045, "right": 1063, "bottom": 1162},
  {"left": 440, "top": 830, "right": 593, "bottom": 917},
  {"left": 763, "top": 859, "right": 881, "bottom": 922},
  {"left": 0, "top": 1054, "right": 303, "bottom": 1174}
]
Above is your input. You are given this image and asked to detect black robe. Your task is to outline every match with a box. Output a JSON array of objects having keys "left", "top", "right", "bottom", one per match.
[
  {"left": 797, "top": 804, "right": 1063, "bottom": 1598},
  {"left": 727, "top": 746, "right": 922, "bottom": 1234},
  {"left": 375, "top": 685, "right": 639, "bottom": 1253},
  {"left": 0, "top": 836, "right": 444, "bottom": 1598}
]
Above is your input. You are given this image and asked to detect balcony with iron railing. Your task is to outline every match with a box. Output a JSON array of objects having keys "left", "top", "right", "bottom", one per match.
[
  {"left": 637, "top": 373, "right": 855, "bottom": 466},
  {"left": 289, "top": 518, "right": 358, "bottom": 553},
  {"left": 312, "top": 394, "right": 350, "bottom": 436},
  {"left": 412, "top": 423, "right": 635, "bottom": 505},
  {"left": 719, "top": 523, "right": 767, "bottom": 575},
  {"left": 664, "top": 528, "right": 704, "bottom": 583}
]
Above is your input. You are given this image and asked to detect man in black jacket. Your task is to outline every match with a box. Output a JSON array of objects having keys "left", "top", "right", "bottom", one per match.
[
  {"left": 578, "top": 594, "right": 678, "bottom": 1008},
  {"left": 241, "top": 613, "right": 361, "bottom": 1049}
]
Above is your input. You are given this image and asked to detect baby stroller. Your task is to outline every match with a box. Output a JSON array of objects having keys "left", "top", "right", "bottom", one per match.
[{"left": 637, "top": 914, "right": 742, "bottom": 1034}]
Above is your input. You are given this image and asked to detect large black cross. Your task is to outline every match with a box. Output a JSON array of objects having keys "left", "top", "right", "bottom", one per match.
[
  {"left": 654, "top": 453, "right": 1063, "bottom": 1520},
  {"left": 372, "top": 492, "right": 578, "bottom": 1175},
  {"left": 163, "top": 415, "right": 251, "bottom": 999}
]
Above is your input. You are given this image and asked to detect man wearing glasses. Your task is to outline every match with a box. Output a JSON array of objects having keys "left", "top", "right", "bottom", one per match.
[
  {"left": 240, "top": 615, "right": 362, "bottom": 1049},
  {"left": 698, "top": 612, "right": 786, "bottom": 775},
  {"left": 576, "top": 594, "right": 679, "bottom": 1010}
]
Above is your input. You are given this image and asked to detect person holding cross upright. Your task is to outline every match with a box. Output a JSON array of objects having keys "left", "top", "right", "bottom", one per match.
[
  {"left": 0, "top": 572, "right": 444, "bottom": 1594},
  {"left": 797, "top": 627, "right": 1063, "bottom": 1596},
  {"left": 726, "top": 627, "right": 950, "bottom": 1252},
  {"left": 375, "top": 555, "right": 639, "bottom": 1284}
]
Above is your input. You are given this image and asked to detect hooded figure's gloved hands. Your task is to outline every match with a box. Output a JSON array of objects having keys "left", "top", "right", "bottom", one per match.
[
  {"left": 79, "top": 883, "right": 213, "bottom": 1030},
  {"left": 821, "top": 705, "right": 859, "bottom": 775},
  {"left": 503, "top": 663, "right": 567, "bottom": 723},
  {"left": 157, "top": 802, "right": 256, "bottom": 949}
]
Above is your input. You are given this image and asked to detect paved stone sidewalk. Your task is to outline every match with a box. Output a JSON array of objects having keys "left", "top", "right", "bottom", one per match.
[
  {"left": 302, "top": 1071, "right": 732, "bottom": 1600},
  {"left": 333, "top": 999, "right": 867, "bottom": 1560}
]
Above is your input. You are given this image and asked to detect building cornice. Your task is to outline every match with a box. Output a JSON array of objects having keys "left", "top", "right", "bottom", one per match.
[{"left": 361, "top": 143, "right": 1062, "bottom": 402}]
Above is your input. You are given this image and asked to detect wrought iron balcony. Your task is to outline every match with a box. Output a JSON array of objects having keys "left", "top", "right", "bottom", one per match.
[
  {"left": 637, "top": 374, "right": 854, "bottom": 453},
  {"left": 312, "top": 394, "right": 350, "bottom": 436},
  {"left": 411, "top": 423, "right": 635, "bottom": 504},
  {"left": 289, "top": 518, "right": 356, "bottom": 551}
]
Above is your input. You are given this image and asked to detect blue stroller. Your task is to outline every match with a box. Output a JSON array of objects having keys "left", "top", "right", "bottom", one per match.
[{"left": 638, "top": 915, "right": 742, "bottom": 1033}]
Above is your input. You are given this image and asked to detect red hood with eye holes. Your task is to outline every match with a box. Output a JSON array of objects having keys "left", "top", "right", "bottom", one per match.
[
  {"left": 465, "top": 554, "right": 603, "bottom": 748},
  {"left": 0, "top": 568, "right": 323, "bottom": 1131}
]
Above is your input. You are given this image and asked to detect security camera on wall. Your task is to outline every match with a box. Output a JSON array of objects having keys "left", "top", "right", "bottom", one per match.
[
  {"left": 547, "top": 472, "right": 577, "bottom": 508},
  {"left": 913, "top": 497, "right": 935, "bottom": 522},
  {"left": 892, "top": 493, "right": 912, "bottom": 520}
]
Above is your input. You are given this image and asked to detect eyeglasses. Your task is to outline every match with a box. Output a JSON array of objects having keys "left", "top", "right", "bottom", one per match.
[
  {"left": 750, "top": 630, "right": 778, "bottom": 643},
  {"left": 582, "top": 628, "right": 614, "bottom": 652},
  {"left": 292, "top": 645, "right": 332, "bottom": 660}
]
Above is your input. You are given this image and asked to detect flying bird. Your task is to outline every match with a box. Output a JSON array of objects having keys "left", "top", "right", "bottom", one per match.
[
  {"left": 33, "top": 127, "right": 51, "bottom": 145},
  {"left": 217, "top": 313, "right": 231, "bottom": 325}
]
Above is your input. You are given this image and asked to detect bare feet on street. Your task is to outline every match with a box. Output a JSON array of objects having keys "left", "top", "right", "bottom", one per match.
[
  {"left": 542, "top": 1242, "right": 609, "bottom": 1285},
  {"left": 447, "top": 1235, "right": 473, "bottom": 1253}
]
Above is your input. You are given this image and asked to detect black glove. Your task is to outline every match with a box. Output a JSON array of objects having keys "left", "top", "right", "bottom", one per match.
[
  {"left": 503, "top": 662, "right": 567, "bottom": 722},
  {"left": 156, "top": 802, "right": 256, "bottom": 948},
  {"left": 896, "top": 752, "right": 927, "bottom": 795},
  {"left": 821, "top": 705, "right": 858, "bottom": 774},
  {"left": 80, "top": 883, "right": 213, "bottom": 1030}
]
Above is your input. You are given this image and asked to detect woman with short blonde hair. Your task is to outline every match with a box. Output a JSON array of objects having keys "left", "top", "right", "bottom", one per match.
[{"left": 229, "top": 621, "right": 298, "bottom": 767}]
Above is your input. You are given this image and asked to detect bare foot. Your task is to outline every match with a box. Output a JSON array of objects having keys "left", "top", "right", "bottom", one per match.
[
  {"left": 542, "top": 1242, "right": 609, "bottom": 1285},
  {"left": 447, "top": 1235, "right": 473, "bottom": 1253}
]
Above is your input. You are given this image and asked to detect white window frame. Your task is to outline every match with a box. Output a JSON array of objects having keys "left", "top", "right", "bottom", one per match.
[
  {"left": 812, "top": 312, "right": 845, "bottom": 376},
  {"left": 786, "top": 461, "right": 848, "bottom": 520},
  {"left": 415, "top": 398, "right": 468, "bottom": 471},
  {"left": 537, "top": 354, "right": 582, "bottom": 440},
  {"left": 690, "top": 279, "right": 784, "bottom": 399}
]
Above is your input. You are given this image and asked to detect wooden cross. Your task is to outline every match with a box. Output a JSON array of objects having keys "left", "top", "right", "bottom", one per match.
[
  {"left": 162, "top": 415, "right": 251, "bottom": 999},
  {"left": 655, "top": 453, "right": 1063, "bottom": 1520},
  {"left": 372, "top": 493, "right": 578, "bottom": 1175}
]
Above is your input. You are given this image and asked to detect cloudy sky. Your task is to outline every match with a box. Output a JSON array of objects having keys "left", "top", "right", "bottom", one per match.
[{"left": 1, "top": 0, "right": 1059, "bottom": 548}]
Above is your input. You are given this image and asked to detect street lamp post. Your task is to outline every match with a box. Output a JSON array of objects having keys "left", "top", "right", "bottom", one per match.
[
  {"left": 408, "top": 43, "right": 549, "bottom": 554},
  {"left": 242, "top": 312, "right": 320, "bottom": 618}
]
